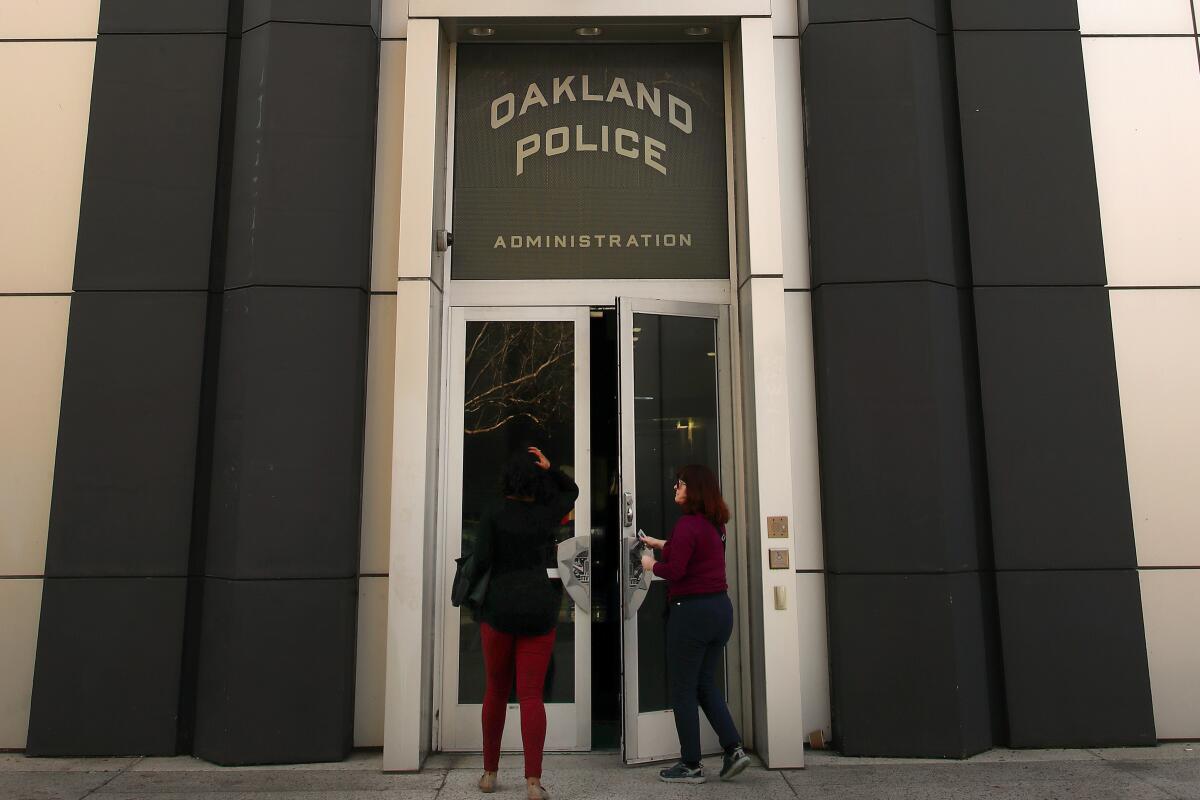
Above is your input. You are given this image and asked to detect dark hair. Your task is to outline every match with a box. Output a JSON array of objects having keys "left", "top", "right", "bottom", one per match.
[
  {"left": 500, "top": 448, "right": 542, "bottom": 499},
  {"left": 676, "top": 464, "right": 730, "bottom": 527}
]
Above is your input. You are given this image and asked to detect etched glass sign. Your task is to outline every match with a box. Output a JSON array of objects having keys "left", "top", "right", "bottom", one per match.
[{"left": 452, "top": 44, "right": 729, "bottom": 280}]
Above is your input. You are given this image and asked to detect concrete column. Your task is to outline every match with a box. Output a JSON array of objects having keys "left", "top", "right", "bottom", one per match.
[
  {"left": 730, "top": 16, "right": 806, "bottom": 769},
  {"left": 382, "top": 16, "right": 450, "bottom": 772}
]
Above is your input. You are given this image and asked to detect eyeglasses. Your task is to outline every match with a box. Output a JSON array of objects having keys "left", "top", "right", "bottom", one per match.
[{"left": 672, "top": 479, "right": 686, "bottom": 489}]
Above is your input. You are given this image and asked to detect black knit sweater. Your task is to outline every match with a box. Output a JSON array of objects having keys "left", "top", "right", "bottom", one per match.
[{"left": 474, "top": 469, "right": 580, "bottom": 636}]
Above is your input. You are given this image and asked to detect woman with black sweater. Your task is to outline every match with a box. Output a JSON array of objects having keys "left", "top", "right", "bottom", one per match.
[{"left": 473, "top": 446, "right": 578, "bottom": 800}]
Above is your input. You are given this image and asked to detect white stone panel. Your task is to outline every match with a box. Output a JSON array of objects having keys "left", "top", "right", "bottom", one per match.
[
  {"left": 0, "top": 0, "right": 100, "bottom": 39},
  {"left": 0, "top": 42, "right": 94, "bottom": 293},
  {"left": 384, "top": 274, "right": 444, "bottom": 770},
  {"left": 361, "top": 295, "right": 397, "bottom": 575},
  {"left": 1140, "top": 569, "right": 1200, "bottom": 739},
  {"left": 381, "top": 0, "right": 409, "bottom": 38},
  {"left": 784, "top": 291, "right": 823, "bottom": 571},
  {"left": 372, "top": 41, "right": 407, "bottom": 293},
  {"left": 796, "top": 571, "right": 831, "bottom": 744},
  {"left": 1111, "top": 289, "right": 1200, "bottom": 567},
  {"left": 354, "top": 576, "right": 389, "bottom": 747},
  {"left": 736, "top": 22, "right": 786, "bottom": 281},
  {"left": 1084, "top": 38, "right": 1200, "bottom": 287},
  {"left": 1078, "top": 0, "right": 1196, "bottom": 34},
  {"left": 774, "top": 38, "right": 811, "bottom": 290},
  {"left": 774, "top": 0, "right": 799, "bottom": 37},
  {"left": 737, "top": 275, "right": 806, "bottom": 766},
  {"left": 0, "top": 579, "right": 42, "bottom": 749},
  {"left": 397, "top": 21, "right": 449, "bottom": 282},
  {"left": 0, "top": 297, "right": 70, "bottom": 577}
]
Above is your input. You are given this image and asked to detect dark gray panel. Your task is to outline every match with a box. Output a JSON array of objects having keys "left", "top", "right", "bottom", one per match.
[
  {"left": 192, "top": 577, "right": 357, "bottom": 765},
  {"left": 997, "top": 570, "right": 1155, "bottom": 747},
  {"left": 812, "top": 283, "right": 988, "bottom": 573},
  {"left": 205, "top": 287, "right": 367, "bottom": 580},
  {"left": 828, "top": 572, "right": 999, "bottom": 757},
  {"left": 974, "top": 287, "right": 1135, "bottom": 570},
  {"left": 802, "top": 20, "right": 967, "bottom": 286},
  {"left": 99, "top": 0, "right": 230, "bottom": 33},
  {"left": 950, "top": 0, "right": 1079, "bottom": 31},
  {"left": 808, "top": 0, "right": 950, "bottom": 31},
  {"left": 242, "top": 0, "right": 376, "bottom": 31},
  {"left": 74, "top": 35, "right": 226, "bottom": 291},
  {"left": 224, "top": 23, "right": 377, "bottom": 289},
  {"left": 45, "top": 292, "right": 208, "bottom": 577},
  {"left": 954, "top": 31, "right": 1105, "bottom": 286},
  {"left": 27, "top": 578, "right": 187, "bottom": 756}
]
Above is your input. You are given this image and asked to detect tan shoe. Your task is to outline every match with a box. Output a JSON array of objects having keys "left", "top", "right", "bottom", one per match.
[
  {"left": 526, "top": 779, "right": 549, "bottom": 800},
  {"left": 478, "top": 771, "right": 498, "bottom": 793}
]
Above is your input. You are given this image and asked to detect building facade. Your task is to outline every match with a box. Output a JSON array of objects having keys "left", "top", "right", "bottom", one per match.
[{"left": 1, "top": 0, "right": 1197, "bottom": 769}]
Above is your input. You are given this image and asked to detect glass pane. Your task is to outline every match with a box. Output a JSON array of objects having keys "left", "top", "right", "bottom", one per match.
[
  {"left": 457, "top": 320, "right": 578, "bottom": 705},
  {"left": 631, "top": 313, "right": 724, "bottom": 712}
]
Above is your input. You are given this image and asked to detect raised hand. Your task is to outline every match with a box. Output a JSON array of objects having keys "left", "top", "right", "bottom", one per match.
[{"left": 527, "top": 446, "right": 551, "bottom": 470}]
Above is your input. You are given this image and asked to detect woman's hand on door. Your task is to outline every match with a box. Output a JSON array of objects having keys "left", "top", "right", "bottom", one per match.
[{"left": 637, "top": 532, "right": 665, "bottom": 550}]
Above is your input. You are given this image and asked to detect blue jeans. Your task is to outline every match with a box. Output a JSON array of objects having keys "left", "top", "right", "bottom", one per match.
[{"left": 666, "top": 593, "right": 741, "bottom": 763}]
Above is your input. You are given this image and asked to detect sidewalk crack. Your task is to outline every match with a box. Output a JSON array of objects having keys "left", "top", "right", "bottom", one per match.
[
  {"left": 77, "top": 756, "right": 143, "bottom": 800},
  {"left": 780, "top": 767, "right": 803, "bottom": 798},
  {"left": 432, "top": 767, "right": 450, "bottom": 797},
  {"left": 1105, "top": 759, "right": 1181, "bottom": 800}
]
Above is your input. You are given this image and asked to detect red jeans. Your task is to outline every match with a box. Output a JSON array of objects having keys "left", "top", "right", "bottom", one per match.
[{"left": 480, "top": 622, "right": 557, "bottom": 779}]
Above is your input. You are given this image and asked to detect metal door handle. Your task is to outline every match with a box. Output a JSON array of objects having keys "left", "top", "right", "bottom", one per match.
[{"left": 623, "top": 491, "right": 634, "bottom": 528}]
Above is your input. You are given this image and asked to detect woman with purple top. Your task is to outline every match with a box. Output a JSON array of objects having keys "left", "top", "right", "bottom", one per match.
[{"left": 638, "top": 464, "right": 752, "bottom": 785}]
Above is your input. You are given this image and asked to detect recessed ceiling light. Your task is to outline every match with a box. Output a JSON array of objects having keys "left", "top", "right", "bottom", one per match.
[
  {"left": 574, "top": 26, "right": 603, "bottom": 37},
  {"left": 684, "top": 26, "right": 711, "bottom": 36},
  {"left": 468, "top": 26, "right": 495, "bottom": 37}
]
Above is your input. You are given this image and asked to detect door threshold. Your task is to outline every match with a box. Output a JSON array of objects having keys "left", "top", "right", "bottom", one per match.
[{"left": 423, "top": 751, "right": 626, "bottom": 770}]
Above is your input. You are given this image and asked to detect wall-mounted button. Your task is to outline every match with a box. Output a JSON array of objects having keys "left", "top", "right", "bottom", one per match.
[{"left": 768, "top": 549, "right": 790, "bottom": 570}]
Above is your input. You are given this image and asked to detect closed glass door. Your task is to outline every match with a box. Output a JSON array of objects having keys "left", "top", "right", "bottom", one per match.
[
  {"left": 617, "top": 297, "right": 739, "bottom": 764},
  {"left": 439, "top": 307, "right": 592, "bottom": 752}
]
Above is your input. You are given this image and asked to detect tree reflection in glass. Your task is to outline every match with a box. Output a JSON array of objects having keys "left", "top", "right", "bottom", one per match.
[{"left": 458, "top": 321, "right": 578, "bottom": 705}]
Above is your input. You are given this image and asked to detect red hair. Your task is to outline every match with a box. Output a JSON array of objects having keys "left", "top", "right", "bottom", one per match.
[{"left": 676, "top": 464, "right": 730, "bottom": 527}]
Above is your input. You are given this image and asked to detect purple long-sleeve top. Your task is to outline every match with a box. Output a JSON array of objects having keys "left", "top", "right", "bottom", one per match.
[{"left": 651, "top": 514, "right": 728, "bottom": 599}]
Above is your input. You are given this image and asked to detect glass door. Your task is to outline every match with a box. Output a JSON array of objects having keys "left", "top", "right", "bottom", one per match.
[
  {"left": 617, "top": 298, "right": 739, "bottom": 763},
  {"left": 439, "top": 307, "right": 592, "bottom": 752}
]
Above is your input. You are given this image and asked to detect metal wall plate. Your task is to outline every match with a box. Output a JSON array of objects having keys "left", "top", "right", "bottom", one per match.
[{"left": 767, "top": 515, "right": 789, "bottom": 538}]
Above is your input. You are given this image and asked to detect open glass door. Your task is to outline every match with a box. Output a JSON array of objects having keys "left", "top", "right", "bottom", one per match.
[
  {"left": 617, "top": 298, "right": 738, "bottom": 763},
  {"left": 439, "top": 307, "right": 592, "bottom": 752}
]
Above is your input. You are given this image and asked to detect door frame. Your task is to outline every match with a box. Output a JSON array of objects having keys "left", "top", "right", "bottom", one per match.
[
  {"left": 430, "top": 291, "right": 747, "bottom": 757},
  {"left": 427, "top": 32, "right": 755, "bottom": 760}
]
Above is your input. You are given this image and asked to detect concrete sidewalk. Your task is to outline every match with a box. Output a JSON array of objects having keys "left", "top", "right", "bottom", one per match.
[{"left": 1, "top": 743, "right": 1196, "bottom": 800}]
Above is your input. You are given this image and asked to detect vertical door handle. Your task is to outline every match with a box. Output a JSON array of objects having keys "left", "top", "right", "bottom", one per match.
[{"left": 623, "top": 491, "right": 634, "bottom": 528}]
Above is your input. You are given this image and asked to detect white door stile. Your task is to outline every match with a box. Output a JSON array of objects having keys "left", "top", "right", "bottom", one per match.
[
  {"left": 617, "top": 297, "right": 738, "bottom": 764},
  {"left": 437, "top": 305, "right": 593, "bottom": 753}
]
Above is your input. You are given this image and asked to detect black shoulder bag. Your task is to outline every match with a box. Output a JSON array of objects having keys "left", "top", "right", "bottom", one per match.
[{"left": 451, "top": 546, "right": 491, "bottom": 610}]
